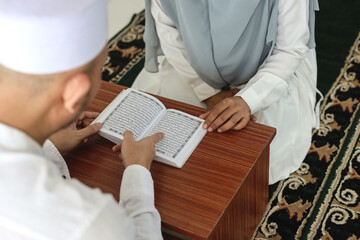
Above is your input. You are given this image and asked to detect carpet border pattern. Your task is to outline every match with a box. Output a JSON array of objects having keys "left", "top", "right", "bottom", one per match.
[{"left": 253, "top": 33, "right": 360, "bottom": 240}]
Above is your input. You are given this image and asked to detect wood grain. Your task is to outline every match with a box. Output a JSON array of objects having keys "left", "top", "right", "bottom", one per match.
[{"left": 65, "top": 81, "right": 276, "bottom": 239}]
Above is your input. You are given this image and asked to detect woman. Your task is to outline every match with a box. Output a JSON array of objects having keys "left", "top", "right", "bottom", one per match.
[{"left": 133, "top": 0, "right": 322, "bottom": 184}]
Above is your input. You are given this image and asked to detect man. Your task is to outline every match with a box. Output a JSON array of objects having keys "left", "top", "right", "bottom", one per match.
[{"left": 0, "top": 0, "right": 163, "bottom": 239}]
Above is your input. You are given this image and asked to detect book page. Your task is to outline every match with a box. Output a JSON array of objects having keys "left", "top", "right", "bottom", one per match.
[
  {"left": 146, "top": 109, "right": 203, "bottom": 159},
  {"left": 102, "top": 90, "right": 165, "bottom": 140}
]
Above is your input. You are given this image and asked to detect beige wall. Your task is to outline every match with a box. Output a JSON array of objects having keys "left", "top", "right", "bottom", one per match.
[{"left": 107, "top": 0, "right": 145, "bottom": 39}]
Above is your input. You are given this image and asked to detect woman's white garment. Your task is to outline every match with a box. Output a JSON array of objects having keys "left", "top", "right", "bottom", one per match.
[
  {"left": 0, "top": 123, "right": 163, "bottom": 240},
  {"left": 133, "top": 0, "right": 321, "bottom": 184}
]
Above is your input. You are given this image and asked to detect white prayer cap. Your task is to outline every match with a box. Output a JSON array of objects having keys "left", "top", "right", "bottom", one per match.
[{"left": 0, "top": 0, "right": 108, "bottom": 75}]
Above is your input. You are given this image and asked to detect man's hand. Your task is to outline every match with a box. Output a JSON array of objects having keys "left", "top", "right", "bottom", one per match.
[
  {"left": 112, "top": 131, "right": 164, "bottom": 170},
  {"left": 49, "top": 111, "right": 102, "bottom": 154},
  {"left": 203, "top": 89, "right": 240, "bottom": 110},
  {"left": 199, "top": 96, "right": 252, "bottom": 132}
]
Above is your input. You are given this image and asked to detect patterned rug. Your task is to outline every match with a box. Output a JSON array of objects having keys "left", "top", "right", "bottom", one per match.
[
  {"left": 253, "top": 33, "right": 360, "bottom": 239},
  {"left": 102, "top": 10, "right": 145, "bottom": 87}
]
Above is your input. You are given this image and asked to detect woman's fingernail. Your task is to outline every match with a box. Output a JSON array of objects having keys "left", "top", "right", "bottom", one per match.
[
  {"left": 218, "top": 129, "right": 222, "bottom": 133},
  {"left": 208, "top": 127, "right": 213, "bottom": 132},
  {"left": 203, "top": 124, "right": 208, "bottom": 129}
]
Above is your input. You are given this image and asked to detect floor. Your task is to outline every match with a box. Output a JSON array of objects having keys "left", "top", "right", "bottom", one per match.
[
  {"left": 107, "top": 0, "right": 145, "bottom": 39},
  {"left": 315, "top": 0, "right": 360, "bottom": 95}
]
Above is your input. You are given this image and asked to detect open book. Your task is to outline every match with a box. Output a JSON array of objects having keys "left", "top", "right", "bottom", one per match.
[{"left": 92, "top": 88, "right": 207, "bottom": 168}]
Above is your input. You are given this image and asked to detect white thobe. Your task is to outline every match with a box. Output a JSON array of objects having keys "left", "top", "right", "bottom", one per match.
[
  {"left": 0, "top": 123, "right": 163, "bottom": 240},
  {"left": 133, "top": 0, "right": 322, "bottom": 184}
]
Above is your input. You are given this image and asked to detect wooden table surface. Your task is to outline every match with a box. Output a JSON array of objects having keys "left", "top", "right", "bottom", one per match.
[{"left": 65, "top": 81, "right": 276, "bottom": 239}]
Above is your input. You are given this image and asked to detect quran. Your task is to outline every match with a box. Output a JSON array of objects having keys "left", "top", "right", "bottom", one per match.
[{"left": 92, "top": 88, "right": 207, "bottom": 168}]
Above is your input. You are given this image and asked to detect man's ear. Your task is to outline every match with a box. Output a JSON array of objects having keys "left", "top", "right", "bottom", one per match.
[{"left": 62, "top": 73, "right": 90, "bottom": 114}]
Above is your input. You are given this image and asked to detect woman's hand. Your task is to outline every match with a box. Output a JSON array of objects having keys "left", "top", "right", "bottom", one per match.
[
  {"left": 112, "top": 131, "right": 164, "bottom": 170},
  {"left": 203, "top": 89, "right": 240, "bottom": 110},
  {"left": 49, "top": 111, "right": 101, "bottom": 154},
  {"left": 200, "top": 96, "right": 253, "bottom": 132}
]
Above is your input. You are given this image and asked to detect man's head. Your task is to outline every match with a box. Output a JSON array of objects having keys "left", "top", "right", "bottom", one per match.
[{"left": 0, "top": 0, "right": 108, "bottom": 143}]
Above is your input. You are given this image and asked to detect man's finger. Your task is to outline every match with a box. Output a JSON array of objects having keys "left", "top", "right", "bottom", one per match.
[
  {"left": 82, "top": 119, "right": 94, "bottom": 127},
  {"left": 79, "top": 111, "right": 100, "bottom": 121},
  {"left": 217, "top": 112, "right": 243, "bottom": 132},
  {"left": 112, "top": 144, "right": 122, "bottom": 152},
  {"left": 123, "top": 131, "right": 135, "bottom": 141},
  {"left": 77, "top": 122, "right": 102, "bottom": 140},
  {"left": 148, "top": 132, "right": 164, "bottom": 144},
  {"left": 77, "top": 112, "right": 100, "bottom": 128}
]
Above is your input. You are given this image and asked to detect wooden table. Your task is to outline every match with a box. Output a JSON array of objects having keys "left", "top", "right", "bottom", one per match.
[{"left": 65, "top": 81, "right": 276, "bottom": 240}]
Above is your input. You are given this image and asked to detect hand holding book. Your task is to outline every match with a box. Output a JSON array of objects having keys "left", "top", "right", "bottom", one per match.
[{"left": 50, "top": 111, "right": 102, "bottom": 154}]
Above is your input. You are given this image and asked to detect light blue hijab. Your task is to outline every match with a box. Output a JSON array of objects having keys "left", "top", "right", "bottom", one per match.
[{"left": 144, "top": 0, "right": 319, "bottom": 89}]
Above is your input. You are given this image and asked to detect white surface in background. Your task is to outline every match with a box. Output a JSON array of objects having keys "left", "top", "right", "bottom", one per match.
[{"left": 107, "top": 0, "right": 145, "bottom": 39}]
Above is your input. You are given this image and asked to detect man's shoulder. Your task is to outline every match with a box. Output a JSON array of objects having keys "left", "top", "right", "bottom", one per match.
[{"left": 0, "top": 151, "right": 118, "bottom": 239}]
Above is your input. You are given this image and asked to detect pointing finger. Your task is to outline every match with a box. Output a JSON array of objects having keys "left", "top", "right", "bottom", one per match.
[
  {"left": 143, "top": 132, "right": 164, "bottom": 145},
  {"left": 123, "top": 131, "right": 135, "bottom": 141},
  {"left": 149, "top": 132, "right": 164, "bottom": 144}
]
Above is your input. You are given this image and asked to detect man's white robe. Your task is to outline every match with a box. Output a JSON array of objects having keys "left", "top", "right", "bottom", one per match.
[{"left": 0, "top": 123, "right": 163, "bottom": 239}]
